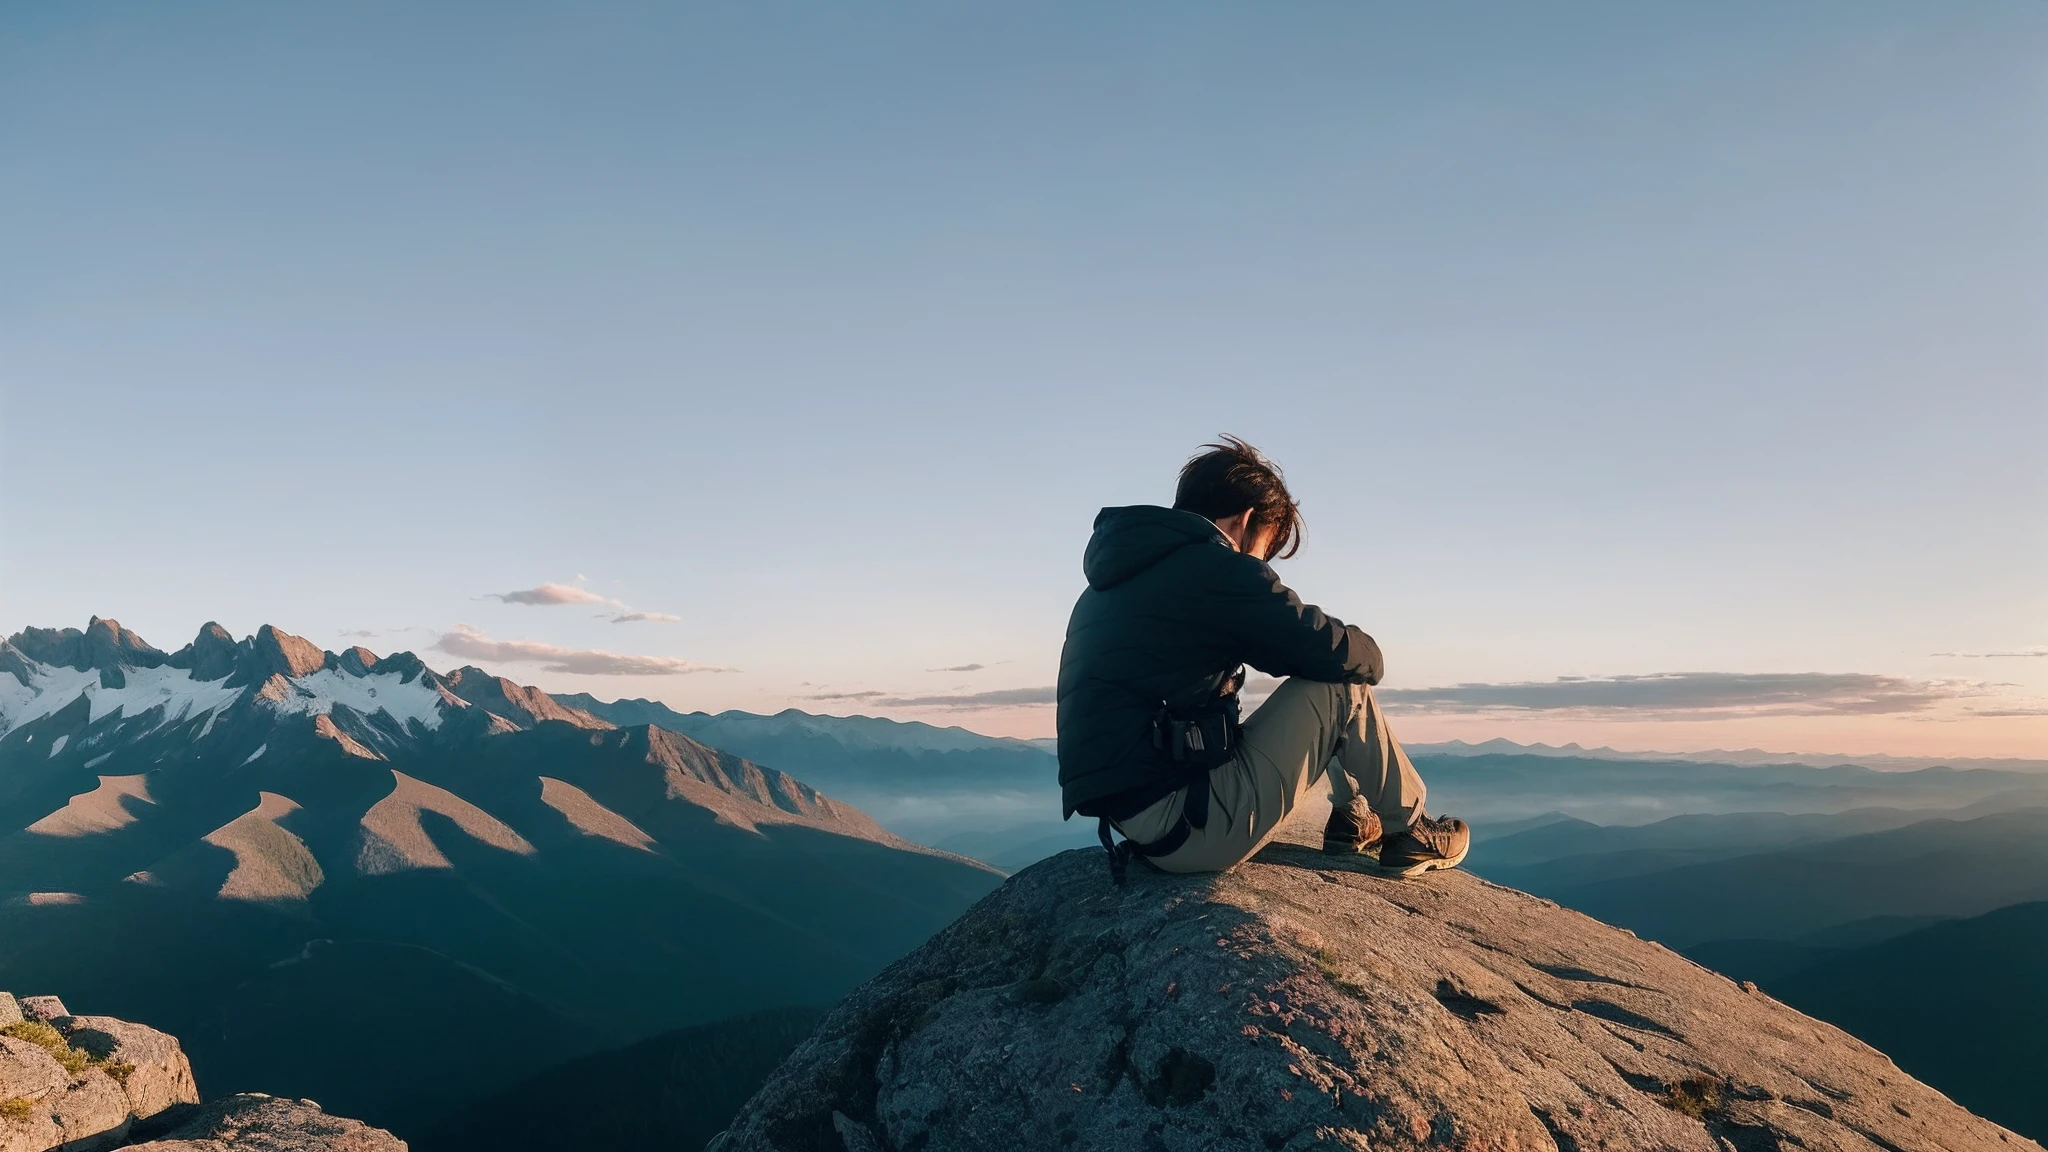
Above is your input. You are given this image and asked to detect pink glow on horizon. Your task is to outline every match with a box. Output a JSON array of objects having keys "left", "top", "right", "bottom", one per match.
[{"left": 823, "top": 702, "right": 2048, "bottom": 760}]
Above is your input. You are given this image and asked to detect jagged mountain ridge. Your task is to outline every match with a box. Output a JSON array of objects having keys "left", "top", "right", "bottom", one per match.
[
  {"left": 0, "top": 617, "right": 896, "bottom": 849},
  {"left": 0, "top": 618, "right": 1002, "bottom": 1137}
]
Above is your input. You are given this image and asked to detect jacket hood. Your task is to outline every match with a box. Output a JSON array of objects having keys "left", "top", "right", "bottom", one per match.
[{"left": 1082, "top": 505, "right": 1229, "bottom": 590}]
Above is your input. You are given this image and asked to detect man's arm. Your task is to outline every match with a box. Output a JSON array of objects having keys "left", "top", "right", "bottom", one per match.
[{"left": 1209, "top": 553, "right": 1384, "bottom": 685}]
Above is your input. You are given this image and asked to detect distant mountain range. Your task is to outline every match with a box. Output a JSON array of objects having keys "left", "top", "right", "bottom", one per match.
[
  {"left": 538, "top": 708, "right": 2048, "bottom": 779},
  {"left": 551, "top": 694, "right": 1064, "bottom": 846},
  {"left": 0, "top": 618, "right": 1001, "bottom": 1138},
  {"left": 550, "top": 694, "right": 1054, "bottom": 781},
  {"left": 1413, "top": 752, "right": 2048, "bottom": 828},
  {"left": 1409, "top": 736, "right": 2048, "bottom": 773},
  {"left": 556, "top": 696, "right": 2048, "bottom": 869},
  {"left": 1464, "top": 802, "right": 2048, "bottom": 1143},
  {"left": 1471, "top": 805, "right": 2048, "bottom": 947}
]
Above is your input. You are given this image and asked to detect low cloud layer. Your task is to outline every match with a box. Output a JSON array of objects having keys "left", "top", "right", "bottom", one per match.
[
  {"left": 610, "top": 612, "right": 682, "bottom": 624},
  {"left": 928, "top": 662, "right": 989, "bottom": 673},
  {"left": 804, "top": 685, "right": 1055, "bottom": 710},
  {"left": 433, "top": 624, "right": 728, "bottom": 676},
  {"left": 1935, "top": 648, "right": 2048, "bottom": 658},
  {"left": 1376, "top": 671, "right": 1984, "bottom": 720}
]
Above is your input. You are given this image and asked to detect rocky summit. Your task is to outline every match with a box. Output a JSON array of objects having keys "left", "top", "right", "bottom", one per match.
[
  {"left": 710, "top": 834, "right": 2043, "bottom": 1152},
  {"left": 0, "top": 991, "right": 400, "bottom": 1152}
]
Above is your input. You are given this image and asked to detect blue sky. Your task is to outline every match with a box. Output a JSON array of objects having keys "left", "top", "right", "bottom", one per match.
[{"left": 4, "top": 1, "right": 2044, "bottom": 755}]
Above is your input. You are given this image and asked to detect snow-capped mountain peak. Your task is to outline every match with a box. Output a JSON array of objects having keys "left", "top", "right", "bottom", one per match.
[{"left": 0, "top": 619, "right": 457, "bottom": 748}]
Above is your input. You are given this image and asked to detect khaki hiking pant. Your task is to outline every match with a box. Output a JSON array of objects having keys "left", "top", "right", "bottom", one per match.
[{"left": 1114, "top": 679, "right": 1426, "bottom": 874}]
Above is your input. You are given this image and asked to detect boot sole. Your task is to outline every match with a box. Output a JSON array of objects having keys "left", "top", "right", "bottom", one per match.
[{"left": 1376, "top": 841, "right": 1470, "bottom": 878}]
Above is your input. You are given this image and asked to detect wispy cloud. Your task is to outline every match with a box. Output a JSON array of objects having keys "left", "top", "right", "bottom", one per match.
[
  {"left": 1376, "top": 671, "right": 1988, "bottom": 721},
  {"left": 802, "top": 685, "right": 1055, "bottom": 710},
  {"left": 485, "top": 580, "right": 687, "bottom": 625},
  {"left": 880, "top": 687, "right": 1057, "bottom": 710},
  {"left": 1963, "top": 704, "right": 2048, "bottom": 718},
  {"left": 433, "top": 624, "right": 730, "bottom": 676},
  {"left": 488, "top": 582, "right": 620, "bottom": 608},
  {"left": 338, "top": 626, "right": 422, "bottom": 641},
  {"left": 924, "top": 661, "right": 1010, "bottom": 673},
  {"left": 1934, "top": 648, "right": 2048, "bottom": 658}
]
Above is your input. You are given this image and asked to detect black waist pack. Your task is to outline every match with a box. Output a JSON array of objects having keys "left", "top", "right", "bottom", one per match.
[{"left": 1149, "top": 695, "right": 1240, "bottom": 770}]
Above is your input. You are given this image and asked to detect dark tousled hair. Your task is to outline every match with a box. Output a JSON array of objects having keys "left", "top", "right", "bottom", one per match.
[{"left": 1172, "top": 435, "right": 1303, "bottom": 560}]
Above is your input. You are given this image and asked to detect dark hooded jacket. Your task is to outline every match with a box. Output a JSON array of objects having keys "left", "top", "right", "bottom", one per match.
[{"left": 1056, "top": 505, "right": 1383, "bottom": 818}]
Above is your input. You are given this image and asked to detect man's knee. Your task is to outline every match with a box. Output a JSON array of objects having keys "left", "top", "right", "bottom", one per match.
[{"left": 1255, "top": 675, "right": 1349, "bottom": 720}]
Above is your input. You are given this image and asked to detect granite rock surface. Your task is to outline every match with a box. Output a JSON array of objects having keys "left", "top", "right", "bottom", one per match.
[{"left": 711, "top": 838, "right": 2042, "bottom": 1152}]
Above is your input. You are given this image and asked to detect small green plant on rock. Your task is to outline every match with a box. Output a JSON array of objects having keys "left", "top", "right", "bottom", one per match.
[
  {"left": 100, "top": 1060, "right": 136, "bottom": 1085},
  {"left": 4, "top": 1020, "right": 95, "bottom": 1076},
  {"left": 1663, "top": 1077, "right": 1724, "bottom": 1120},
  {"left": 0, "top": 1097, "right": 33, "bottom": 1121}
]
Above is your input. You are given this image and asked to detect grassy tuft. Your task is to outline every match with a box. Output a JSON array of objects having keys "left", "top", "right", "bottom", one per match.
[
  {"left": 0, "top": 1097, "right": 32, "bottom": 1121},
  {"left": 1663, "top": 1078, "right": 1724, "bottom": 1120},
  {"left": 3, "top": 1020, "right": 94, "bottom": 1075},
  {"left": 100, "top": 1061, "right": 136, "bottom": 1085}
]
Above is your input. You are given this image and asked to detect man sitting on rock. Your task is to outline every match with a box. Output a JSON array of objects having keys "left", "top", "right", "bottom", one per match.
[{"left": 1057, "top": 436, "right": 1468, "bottom": 880}]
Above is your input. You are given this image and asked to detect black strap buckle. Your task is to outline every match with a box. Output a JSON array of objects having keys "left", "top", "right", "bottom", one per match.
[
  {"left": 1097, "top": 770, "right": 1212, "bottom": 886},
  {"left": 1098, "top": 817, "right": 1132, "bottom": 885}
]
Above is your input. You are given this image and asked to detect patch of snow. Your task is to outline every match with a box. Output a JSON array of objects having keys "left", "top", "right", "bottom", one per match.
[
  {"left": 90, "top": 664, "right": 243, "bottom": 727},
  {"left": 241, "top": 744, "right": 267, "bottom": 765},
  {"left": 0, "top": 661, "right": 242, "bottom": 738},
  {"left": 261, "top": 668, "right": 446, "bottom": 731},
  {"left": 48, "top": 734, "right": 68, "bottom": 757},
  {"left": 84, "top": 752, "right": 112, "bottom": 769}
]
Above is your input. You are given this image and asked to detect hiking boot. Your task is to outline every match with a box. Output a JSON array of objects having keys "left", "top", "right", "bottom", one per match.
[
  {"left": 1376, "top": 814, "right": 1470, "bottom": 878},
  {"left": 1322, "top": 803, "right": 1382, "bottom": 856}
]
